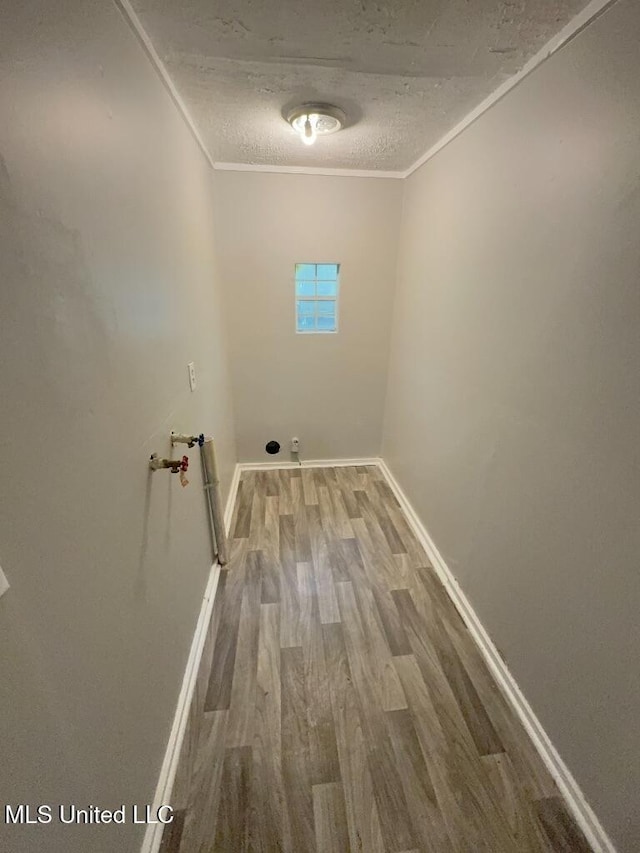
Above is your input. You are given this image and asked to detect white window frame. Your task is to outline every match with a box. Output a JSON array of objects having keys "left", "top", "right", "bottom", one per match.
[{"left": 294, "top": 263, "right": 340, "bottom": 335}]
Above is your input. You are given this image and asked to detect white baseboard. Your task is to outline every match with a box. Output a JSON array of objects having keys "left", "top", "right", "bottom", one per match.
[
  {"left": 376, "top": 458, "right": 616, "bottom": 853},
  {"left": 224, "top": 463, "right": 242, "bottom": 532},
  {"left": 140, "top": 464, "right": 242, "bottom": 853},
  {"left": 238, "top": 456, "right": 380, "bottom": 471}
]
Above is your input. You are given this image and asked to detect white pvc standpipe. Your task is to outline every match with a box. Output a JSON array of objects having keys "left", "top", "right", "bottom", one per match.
[{"left": 202, "top": 437, "right": 229, "bottom": 566}]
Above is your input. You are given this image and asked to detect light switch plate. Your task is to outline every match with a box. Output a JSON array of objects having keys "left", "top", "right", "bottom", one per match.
[
  {"left": 0, "top": 565, "right": 9, "bottom": 600},
  {"left": 188, "top": 361, "right": 197, "bottom": 392}
]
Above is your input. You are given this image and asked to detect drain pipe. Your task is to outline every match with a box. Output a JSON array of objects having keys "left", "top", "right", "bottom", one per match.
[
  {"left": 171, "top": 431, "right": 229, "bottom": 566},
  {"left": 202, "top": 437, "right": 229, "bottom": 566}
]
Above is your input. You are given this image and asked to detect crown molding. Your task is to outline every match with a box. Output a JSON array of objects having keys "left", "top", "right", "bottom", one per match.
[{"left": 213, "top": 162, "right": 404, "bottom": 179}]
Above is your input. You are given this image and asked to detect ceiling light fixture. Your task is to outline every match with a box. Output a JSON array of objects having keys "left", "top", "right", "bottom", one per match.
[{"left": 286, "top": 103, "right": 345, "bottom": 147}]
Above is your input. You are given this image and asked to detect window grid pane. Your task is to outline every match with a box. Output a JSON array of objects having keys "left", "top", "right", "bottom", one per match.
[
  {"left": 297, "top": 314, "right": 315, "bottom": 331},
  {"left": 316, "top": 281, "right": 336, "bottom": 296},
  {"left": 316, "top": 316, "right": 335, "bottom": 331},
  {"left": 296, "top": 281, "right": 316, "bottom": 297},
  {"left": 295, "top": 263, "right": 316, "bottom": 280},
  {"left": 297, "top": 300, "right": 315, "bottom": 315},
  {"left": 316, "top": 264, "right": 337, "bottom": 279}
]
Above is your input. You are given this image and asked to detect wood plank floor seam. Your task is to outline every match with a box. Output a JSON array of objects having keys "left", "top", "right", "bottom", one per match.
[{"left": 162, "top": 466, "right": 592, "bottom": 853}]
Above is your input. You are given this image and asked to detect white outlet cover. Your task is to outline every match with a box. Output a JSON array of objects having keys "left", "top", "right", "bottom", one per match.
[
  {"left": 0, "top": 565, "right": 9, "bottom": 600},
  {"left": 188, "top": 361, "right": 197, "bottom": 392}
]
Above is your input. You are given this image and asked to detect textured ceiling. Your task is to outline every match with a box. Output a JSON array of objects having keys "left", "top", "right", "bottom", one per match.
[{"left": 132, "top": 0, "right": 589, "bottom": 172}]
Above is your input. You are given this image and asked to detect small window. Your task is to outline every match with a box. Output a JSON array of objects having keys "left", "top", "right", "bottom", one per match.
[{"left": 295, "top": 263, "right": 339, "bottom": 333}]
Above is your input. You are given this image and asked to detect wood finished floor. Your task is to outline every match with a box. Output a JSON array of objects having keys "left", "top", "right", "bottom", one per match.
[{"left": 161, "top": 466, "right": 592, "bottom": 853}]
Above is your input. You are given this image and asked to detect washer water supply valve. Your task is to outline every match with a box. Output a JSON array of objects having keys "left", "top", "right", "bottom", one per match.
[
  {"left": 171, "top": 431, "right": 205, "bottom": 448},
  {"left": 149, "top": 453, "right": 190, "bottom": 487}
]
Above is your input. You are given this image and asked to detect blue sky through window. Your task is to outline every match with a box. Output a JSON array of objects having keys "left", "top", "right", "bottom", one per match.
[{"left": 295, "top": 263, "right": 339, "bottom": 333}]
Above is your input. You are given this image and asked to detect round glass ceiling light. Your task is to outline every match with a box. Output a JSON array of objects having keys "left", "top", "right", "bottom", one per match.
[{"left": 286, "top": 103, "right": 346, "bottom": 146}]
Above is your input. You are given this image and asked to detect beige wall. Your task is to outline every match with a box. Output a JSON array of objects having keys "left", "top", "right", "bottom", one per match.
[
  {"left": 0, "top": 3, "right": 235, "bottom": 852},
  {"left": 214, "top": 170, "right": 402, "bottom": 462},
  {"left": 382, "top": 2, "right": 640, "bottom": 849}
]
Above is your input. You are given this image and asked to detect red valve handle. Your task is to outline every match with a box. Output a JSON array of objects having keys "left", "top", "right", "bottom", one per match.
[{"left": 181, "top": 455, "right": 189, "bottom": 472}]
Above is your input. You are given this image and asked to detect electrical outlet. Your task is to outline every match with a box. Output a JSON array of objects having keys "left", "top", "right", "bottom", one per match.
[
  {"left": 290, "top": 437, "right": 300, "bottom": 453},
  {"left": 188, "top": 362, "right": 196, "bottom": 392}
]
